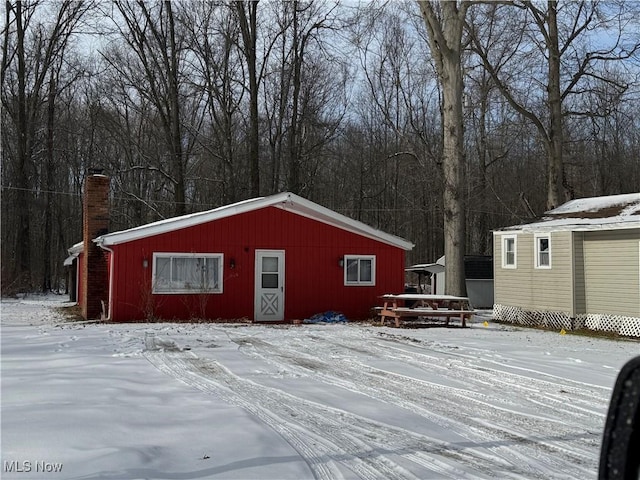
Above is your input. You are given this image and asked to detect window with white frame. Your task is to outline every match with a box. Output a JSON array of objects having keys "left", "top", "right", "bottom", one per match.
[
  {"left": 502, "top": 235, "right": 517, "bottom": 268},
  {"left": 535, "top": 234, "right": 551, "bottom": 268},
  {"left": 344, "top": 255, "right": 375, "bottom": 286},
  {"left": 153, "top": 253, "right": 223, "bottom": 294}
]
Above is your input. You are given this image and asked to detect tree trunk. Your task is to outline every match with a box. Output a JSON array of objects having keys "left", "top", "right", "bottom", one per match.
[
  {"left": 440, "top": 52, "right": 467, "bottom": 297},
  {"left": 165, "top": 1, "right": 186, "bottom": 216},
  {"left": 43, "top": 71, "right": 56, "bottom": 292},
  {"left": 475, "top": 78, "right": 490, "bottom": 255},
  {"left": 546, "top": 0, "right": 564, "bottom": 210},
  {"left": 15, "top": 1, "right": 31, "bottom": 287},
  {"left": 417, "top": 0, "right": 468, "bottom": 296},
  {"left": 287, "top": 1, "right": 302, "bottom": 194},
  {"left": 236, "top": 1, "right": 260, "bottom": 197}
]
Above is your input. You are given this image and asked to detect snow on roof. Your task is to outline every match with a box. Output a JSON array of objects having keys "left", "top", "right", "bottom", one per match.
[
  {"left": 406, "top": 255, "right": 446, "bottom": 275},
  {"left": 405, "top": 263, "right": 445, "bottom": 275},
  {"left": 91, "top": 192, "right": 414, "bottom": 250},
  {"left": 497, "top": 192, "right": 640, "bottom": 232}
]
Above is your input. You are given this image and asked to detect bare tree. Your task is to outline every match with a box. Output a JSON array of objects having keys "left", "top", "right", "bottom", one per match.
[
  {"left": 105, "top": 1, "right": 189, "bottom": 216},
  {"left": 1, "top": 0, "right": 91, "bottom": 290},
  {"left": 262, "top": 0, "right": 345, "bottom": 196},
  {"left": 233, "top": 1, "right": 261, "bottom": 197},
  {"left": 284, "top": 1, "right": 339, "bottom": 194},
  {"left": 416, "top": 0, "right": 469, "bottom": 296},
  {"left": 468, "top": 0, "right": 640, "bottom": 210},
  {"left": 571, "top": 70, "right": 640, "bottom": 196},
  {"left": 182, "top": 3, "right": 245, "bottom": 203},
  {"left": 349, "top": 3, "right": 445, "bottom": 265},
  {"left": 3, "top": 0, "right": 639, "bottom": 298}
]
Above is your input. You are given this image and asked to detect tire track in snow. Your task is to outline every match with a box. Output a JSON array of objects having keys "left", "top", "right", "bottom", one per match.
[
  {"left": 144, "top": 347, "right": 342, "bottom": 480},
  {"left": 228, "top": 330, "right": 599, "bottom": 478},
  {"left": 370, "top": 334, "right": 607, "bottom": 431},
  {"left": 143, "top": 343, "right": 465, "bottom": 479},
  {"left": 360, "top": 335, "right": 604, "bottom": 474},
  {"left": 372, "top": 339, "right": 605, "bottom": 420},
  {"left": 342, "top": 334, "right": 603, "bottom": 473},
  {"left": 386, "top": 335, "right": 611, "bottom": 413},
  {"left": 229, "top": 338, "right": 531, "bottom": 477}
]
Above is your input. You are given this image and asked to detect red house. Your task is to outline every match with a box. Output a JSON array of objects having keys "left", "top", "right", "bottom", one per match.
[{"left": 67, "top": 174, "right": 414, "bottom": 322}]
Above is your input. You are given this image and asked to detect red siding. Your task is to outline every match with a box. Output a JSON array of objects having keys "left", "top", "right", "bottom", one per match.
[{"left": 108, "top": 206, "right": 406, "bottom": 322}]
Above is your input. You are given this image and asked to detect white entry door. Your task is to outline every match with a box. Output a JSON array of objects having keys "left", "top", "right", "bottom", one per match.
[{"left": 255, "top": 250, "right": 285, "bottom": 321}]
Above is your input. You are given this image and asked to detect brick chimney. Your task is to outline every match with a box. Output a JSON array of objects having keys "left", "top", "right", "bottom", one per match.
[{"left": 82, "top": 172, "right": 110, "bottom": 320}]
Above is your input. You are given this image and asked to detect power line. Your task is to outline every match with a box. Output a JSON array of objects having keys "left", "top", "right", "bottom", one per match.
[
  {"left": 0, "top": 185, "right": 515, "bottom": 217},
  {"left": 1, "top": 185, "right": 79, "bottom": 197},
  {"left": 0, "top": 185, "right": 217, "bottom": 207}
]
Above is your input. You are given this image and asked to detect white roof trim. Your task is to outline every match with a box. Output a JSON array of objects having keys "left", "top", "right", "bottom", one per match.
[
  {"left": 68, "top": 241, "right": 83, "bottom": 254},
  {"left": 405, "top": 263, "right": 445, "bottom": 274},
  {"left": 93, "top": 192, "right": 414, "bottom": 250},
  {"left": 494, "top": 222, "right": 640, "bottom": 234},
  {"left": 64, "top": 241, "right": 83, "bottom": 266}
]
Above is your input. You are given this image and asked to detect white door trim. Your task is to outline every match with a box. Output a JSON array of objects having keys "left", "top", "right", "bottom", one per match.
[{"left": 254, "top": 250, "right": 285, "bottom": 321}]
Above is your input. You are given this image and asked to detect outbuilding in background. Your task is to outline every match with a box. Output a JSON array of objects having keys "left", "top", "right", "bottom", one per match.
[{"left": 406, "top": 255, "right": 494, "bottom": 308}]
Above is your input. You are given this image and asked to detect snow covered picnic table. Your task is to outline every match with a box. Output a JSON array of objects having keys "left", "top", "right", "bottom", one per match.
[{"left": 378, "top": 293, "right": 475, "bottom": 328}]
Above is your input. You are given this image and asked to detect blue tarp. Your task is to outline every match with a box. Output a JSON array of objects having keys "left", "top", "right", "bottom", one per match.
[{"left": 303, "top": 311, "right": 348, "bottom": 324}]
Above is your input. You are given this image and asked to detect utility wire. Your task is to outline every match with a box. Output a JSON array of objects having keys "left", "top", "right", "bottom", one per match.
[{"left": 0, "top": 184, "right": 516, "bottom": 216}]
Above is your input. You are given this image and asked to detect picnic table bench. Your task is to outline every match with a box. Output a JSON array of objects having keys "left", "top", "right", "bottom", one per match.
[{"left": 378, "top": 293, "right": 475, "bottom": 328}]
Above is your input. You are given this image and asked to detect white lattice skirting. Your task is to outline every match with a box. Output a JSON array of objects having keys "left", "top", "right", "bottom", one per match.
[{"left": 493, "top": 304, "right": 640, "bottom": 338}]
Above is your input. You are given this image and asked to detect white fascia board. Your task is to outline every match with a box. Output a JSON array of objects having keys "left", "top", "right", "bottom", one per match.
[
  {"left": 405, "top": 263, "right": 445, "bottom": 274},
  {"left": 95, "top": 196, "right": 271, "bottom": 246},
  {"left": 63, "top": 254, "right": 77, "bottom": 266},
  {"left": 554, "top": 222, "right": 640, "bottom": 233},
  {"left": 493, "top": 229, "right": 524, "bottom": 235},
  {"left": 569, "top": 222, "right": 640, "bottom": 232},
  {"left": 493, "top": 220, "right": 640, "bottom": 234},
  {"left": 64, "top": 242, "right": 84, "bottom": 266},
  {"left": 68, "top": 241, "right": 84, "bottom": 254}
]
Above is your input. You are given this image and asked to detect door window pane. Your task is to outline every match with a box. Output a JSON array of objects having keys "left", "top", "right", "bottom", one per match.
[
  {"left": 262, "top": 257, "right": 278, "bottom": 273},
  {"left": 262, "top": 273, "right": 278, "bottom": 289}
]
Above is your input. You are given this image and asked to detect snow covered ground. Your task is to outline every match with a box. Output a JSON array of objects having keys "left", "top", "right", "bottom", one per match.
[{"left": 2, "top": 295, "right": 639, "bottom": 479}]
